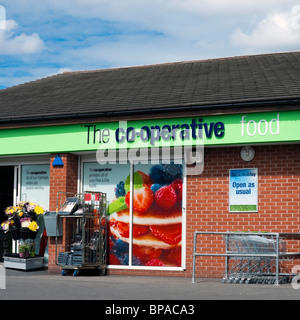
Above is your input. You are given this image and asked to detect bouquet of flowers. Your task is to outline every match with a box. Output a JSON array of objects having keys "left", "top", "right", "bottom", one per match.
[
  {"left": 18, "top": 201, "right": 44, "bottom": 219},
  {"left": 20, "top": 217, "right": 39, "bottom": 232},
  {"left": 0, "top": 217, "right": 20, "bottom": 240},
  {"left": 0, "top": 219, "right": 17, "bottom": 232},
  {"left": 0, "top": 201, "right": 44, "bottom": 240},
  {"left": 0, "top": 221, "right": 9, "bottom": 233},
  {"left": 4, "top": 206, "right": 23, "bottom": 218}
]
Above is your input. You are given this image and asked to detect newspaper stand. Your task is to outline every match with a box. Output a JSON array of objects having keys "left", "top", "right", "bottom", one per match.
[{"left": 56, "top": 191, "right": 107, "bottom": 276}]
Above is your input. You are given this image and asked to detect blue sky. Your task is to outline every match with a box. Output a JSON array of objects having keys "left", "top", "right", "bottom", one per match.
[{"left": 1, "top": 0, "right": 300, "bottom": 89}]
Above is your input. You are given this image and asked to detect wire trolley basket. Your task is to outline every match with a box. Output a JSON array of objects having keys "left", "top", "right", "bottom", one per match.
[{"left": 224, "top": 234, "right": 284, "bottom": 284}]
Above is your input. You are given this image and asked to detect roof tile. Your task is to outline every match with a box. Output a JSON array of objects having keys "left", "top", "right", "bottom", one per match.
[{"left": 1, "top": 52, "right": 300, "bottom": 121}]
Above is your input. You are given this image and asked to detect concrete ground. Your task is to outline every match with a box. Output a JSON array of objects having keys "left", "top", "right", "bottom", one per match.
[{"left": 0, "top": 268, "right": 299, "bottom": 301}]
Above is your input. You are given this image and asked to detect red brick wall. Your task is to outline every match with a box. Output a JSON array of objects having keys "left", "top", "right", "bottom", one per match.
[
  {"left": 48, "top": 153, "right": 78, "bottom": 273},
  {"left": 48, "top": 154, "right": 78, "bottom": 212},
  {"left": 186, "top": 144, "right": 300, "bottom": 278}
]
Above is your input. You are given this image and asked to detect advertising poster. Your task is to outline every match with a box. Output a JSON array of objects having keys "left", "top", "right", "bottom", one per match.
[
  {"left": 229, "top": 168, "right": 258, "bottom": 213},
  {"left": 83, "top": 162, "right": 183, "bottom": 268}
]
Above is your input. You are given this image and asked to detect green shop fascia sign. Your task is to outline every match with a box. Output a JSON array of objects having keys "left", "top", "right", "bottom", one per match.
[{"left": 0, "top": 110, "right": 298, "bottom": 156}]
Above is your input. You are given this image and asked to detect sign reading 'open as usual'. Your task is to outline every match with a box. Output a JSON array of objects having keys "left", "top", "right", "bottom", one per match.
[{"left": 229, "top": 168, "right": 258, "bottom": 213}]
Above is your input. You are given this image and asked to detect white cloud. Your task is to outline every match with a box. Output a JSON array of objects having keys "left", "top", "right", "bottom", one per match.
[
  {"left": 64, "top": 34, "right": 200, "bottom": 68},
  {"left": 2, "top": 0, "right": 300, "bottom": 88},
  {"left": 46, "top": 0, "right": 300, "bottom": 48},
  {"left": 51, "top": 0, "right": 298, "bottom": 17},
  {"left": 0, "top": 19, "right": 45, "bottom": 55},
  {"left": 231, "top": 6, "right": 300, "bottom": 51},
  {"left": 171, "top": 0, "right": 298, "bottom": 15}
]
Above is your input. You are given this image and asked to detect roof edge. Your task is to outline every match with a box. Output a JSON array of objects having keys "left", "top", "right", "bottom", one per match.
[{"left": 1, "top": 97, "right": 300, "bottom": 125}]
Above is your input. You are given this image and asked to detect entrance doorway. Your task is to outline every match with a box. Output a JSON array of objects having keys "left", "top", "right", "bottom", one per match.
[{"left": 0, "top": 166, "right": 14, "bottom": 261}]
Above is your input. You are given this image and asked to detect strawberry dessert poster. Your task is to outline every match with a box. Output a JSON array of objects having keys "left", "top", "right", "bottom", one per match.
[{"left": 83, "top": 162, "right": 183, "bottom": 268}]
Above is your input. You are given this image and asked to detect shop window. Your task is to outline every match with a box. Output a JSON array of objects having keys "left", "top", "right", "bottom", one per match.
[
  {"left": 21, "top": 164, "right": 50, "bottom": 209},
  {"left": 82, "top": 163, "right": 130, "bottom": 266},
  {"left": 82, "top": 162, "right": 183, "bottom": 269},
  {"left": 20, "top": 164, "right": 50, "bottom": 256}
]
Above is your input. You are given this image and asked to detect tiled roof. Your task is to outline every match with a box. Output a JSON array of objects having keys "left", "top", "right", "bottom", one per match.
[{"left": 1, "top": 51, "right": 300, "bottom": 122}]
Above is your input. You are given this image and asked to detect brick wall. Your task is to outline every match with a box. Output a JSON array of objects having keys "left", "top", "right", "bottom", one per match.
[
  {"left": 186, "top": 144, "right": 300, "bottom": 278},
  {"left": 48, "top": 153, "right": 78, "bottom": 273}
]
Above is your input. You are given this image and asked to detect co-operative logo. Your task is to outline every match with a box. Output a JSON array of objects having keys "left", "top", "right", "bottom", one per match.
[
  {"left": 0, "top": 5, "right": 6, "bottom": 30},
  {"left": 94, "top": 121, "right": 205, "bottom": 176}
]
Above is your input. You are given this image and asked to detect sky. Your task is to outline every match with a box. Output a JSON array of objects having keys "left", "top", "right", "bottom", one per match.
[{"left": 1, "top": 0, "right": 300, "bottom": 89}]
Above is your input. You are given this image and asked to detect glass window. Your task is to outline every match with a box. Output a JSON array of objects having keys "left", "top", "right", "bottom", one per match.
[
  {"left": 82, "top": 161, "right": 183, "bottom": 268},
  {"left": 20, "top": 164, "right": 50, "bottom": 210},
  {"left": 20, "top": 164, "right": 50, "bottom": 256},
  {"left": 82, "top": 163, "right": 131, "bottom": 266}
]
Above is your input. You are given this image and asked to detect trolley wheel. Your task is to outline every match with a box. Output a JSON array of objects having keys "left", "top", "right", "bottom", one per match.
[
  {"left": 62, "top": 270, "right": 66, "bottom": 276},
  {"left": 99, "top": 268, "right": 107, "bottom": 276},
  {"left": 73, "top": 270, "right": 79, "bottom": 277}
]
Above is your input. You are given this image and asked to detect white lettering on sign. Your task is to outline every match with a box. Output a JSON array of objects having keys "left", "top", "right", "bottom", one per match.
[{"left": 240, "top": 114, "right": 279, "bottom": 137}]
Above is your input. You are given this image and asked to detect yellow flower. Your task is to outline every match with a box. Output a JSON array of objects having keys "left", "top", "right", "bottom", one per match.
[
  {"left": 29, "top": 221, "right": 39, "bottom": 232},
  {"left": 34, "top": 206, "right": 44, "bottom": 215},
  {"left": 18, "top": 201, "right": 26, "bottom": 208}
]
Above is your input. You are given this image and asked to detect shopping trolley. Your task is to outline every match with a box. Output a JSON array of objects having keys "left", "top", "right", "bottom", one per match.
[
  {"left": 192, "top": 232, "right": 300, "bottom": 285},
  {"left": 224, "top": 234, "right": 279, "bottom": 284}
]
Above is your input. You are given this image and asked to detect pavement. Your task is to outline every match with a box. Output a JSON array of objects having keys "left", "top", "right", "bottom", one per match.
[{"left": 0, "top": 267, "right": 300, "bottom": 301}]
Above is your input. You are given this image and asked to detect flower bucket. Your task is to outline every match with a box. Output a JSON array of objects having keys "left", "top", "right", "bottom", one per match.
[
  {"left": 20, "top": 230, "right": 30, "bottom": 240},
  {"left": 10, "top": 228, "right": 20, "bottom": 240},
  {"left": 29, "top": 231, "right": 37, "bottom": 240}
]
